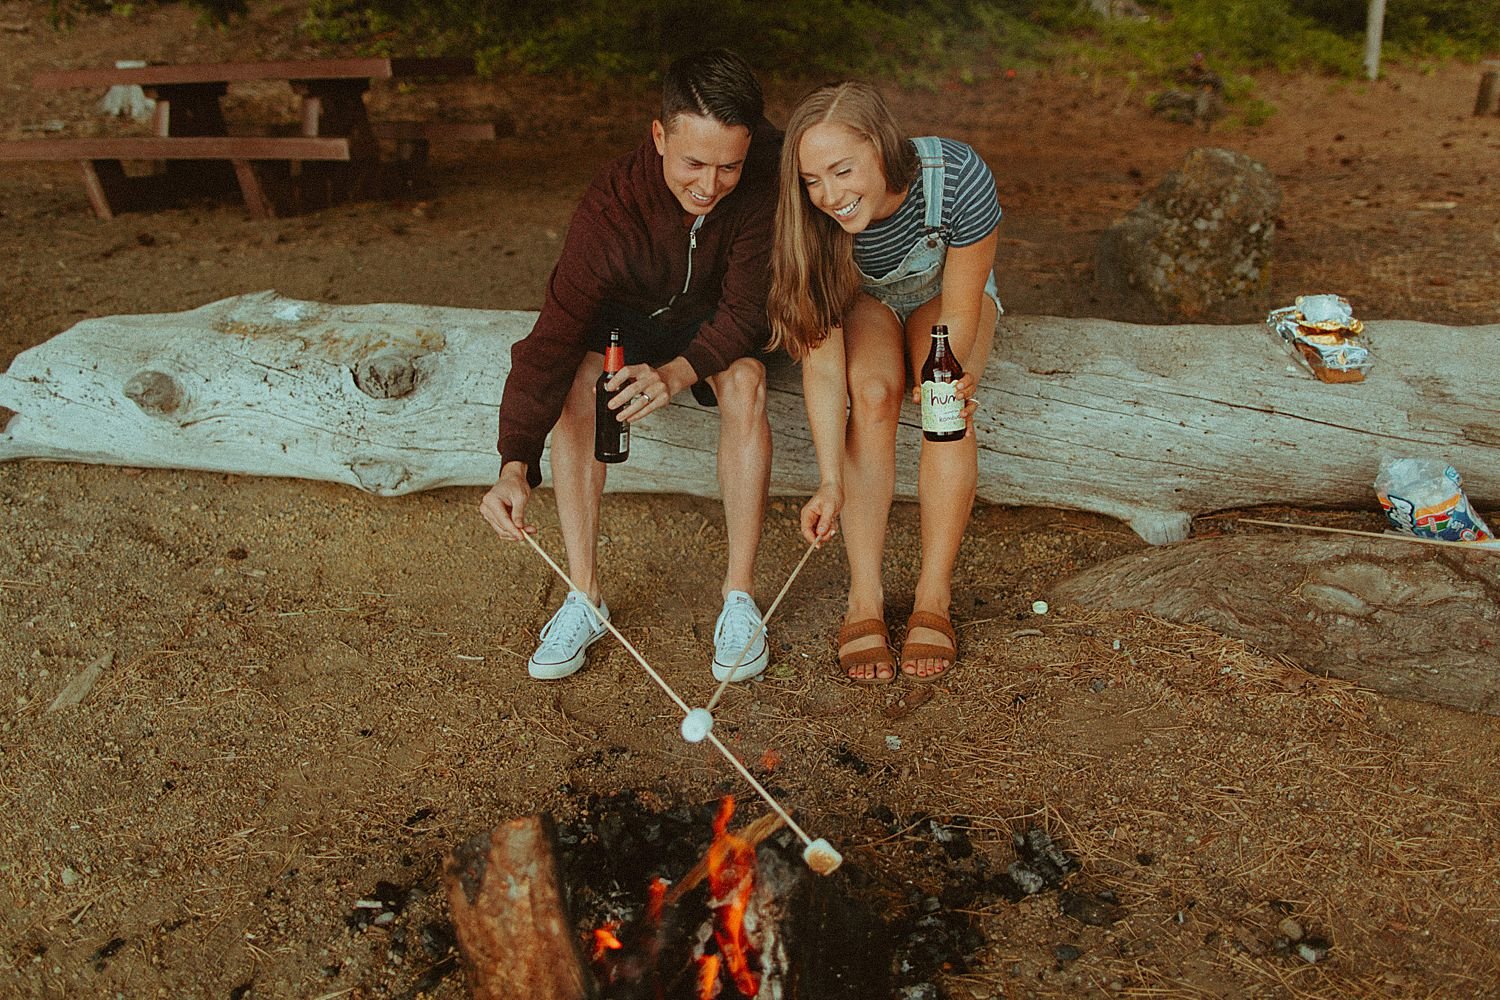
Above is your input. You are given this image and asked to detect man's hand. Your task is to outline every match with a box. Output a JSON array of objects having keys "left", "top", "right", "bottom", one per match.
[
  {"left": 479, "top": 462, "right": 533, "bottom": 540},
  {"left": 605, "top": 357, "right": 696, "bottom": 423},
  {"left": 800, "top": 483, "right": 843, "bottom": 547}
]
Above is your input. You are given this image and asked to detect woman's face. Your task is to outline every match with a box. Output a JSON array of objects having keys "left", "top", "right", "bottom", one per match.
[{"left": 796, "top": 121, "right": 900, "bottom": 233}]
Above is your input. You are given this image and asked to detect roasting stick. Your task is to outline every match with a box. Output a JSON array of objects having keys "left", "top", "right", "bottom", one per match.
[
  {"left": 521, "top": 532, "right": 843, "bottom": 874},
  {"left": 703, "top": 728, "right": 842, "bottom": 875},
  {"left": 1239, "top": 517, "right": 1500, "bottom": 551},
  {"left": 705, "top": 538, "right": 820, "bottom": 713},
  {"left": 521, "top": 531, "right": 691, "bottom": 714}
]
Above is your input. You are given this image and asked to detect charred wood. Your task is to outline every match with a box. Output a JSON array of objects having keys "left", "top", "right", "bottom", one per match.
[{"left": 441, "top": 815, "right": 598, "bottom": 1000}]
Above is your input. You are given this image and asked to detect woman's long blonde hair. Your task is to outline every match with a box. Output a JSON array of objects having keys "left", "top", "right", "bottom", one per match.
[{"left": 768, "top": 81, "right": 919, "bottom": 360}]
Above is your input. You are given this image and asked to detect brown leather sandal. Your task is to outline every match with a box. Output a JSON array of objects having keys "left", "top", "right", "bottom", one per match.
[
  {"left": 900, "top": 611, "right": 957, "bottom": 683},
  {"left": 836, "top": 618, "right": 895, "bottom": 686}
]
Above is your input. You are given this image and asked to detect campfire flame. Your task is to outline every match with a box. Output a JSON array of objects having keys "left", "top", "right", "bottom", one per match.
[
  {"left": 587, "top": 799, "right": 776, "bottom": 998},
  {"left": 697, "top": 953, "right": 722, "bottom": 997},
  {"left": 589, "top": 875, "right": 671, "bottom": 993},
  {"left": 591, "top": 923, "right": 624, "bottom": 962},
  {"left": 700, "top": 796, "right": 761, "bottom": 998}
]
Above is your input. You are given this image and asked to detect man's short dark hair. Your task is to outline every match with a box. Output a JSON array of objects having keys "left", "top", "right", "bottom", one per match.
[{"left": 661, "top": 48, "right": 763, "bottom": 132}]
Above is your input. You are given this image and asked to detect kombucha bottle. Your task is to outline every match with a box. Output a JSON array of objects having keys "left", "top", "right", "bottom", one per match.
[{"left": 920, "top": 324, "right": 965, "bottom": 442}]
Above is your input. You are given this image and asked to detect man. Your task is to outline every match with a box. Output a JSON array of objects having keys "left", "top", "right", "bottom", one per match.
[{"left": 479, "top": 49, "right": 778, "bottom": 684}]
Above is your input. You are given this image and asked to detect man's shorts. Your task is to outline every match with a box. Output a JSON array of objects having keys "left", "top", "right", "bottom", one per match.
[{"left": 585, "top": 302, "right": 718, "bottom": 407}]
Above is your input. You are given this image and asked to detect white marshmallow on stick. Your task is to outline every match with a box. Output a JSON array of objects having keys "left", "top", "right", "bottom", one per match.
[
  {"left": 680, "top": 708, "right": 713, "bottom": 743},
  {"left": 802, "top": 838, "right": 844, "bottom": 875}
]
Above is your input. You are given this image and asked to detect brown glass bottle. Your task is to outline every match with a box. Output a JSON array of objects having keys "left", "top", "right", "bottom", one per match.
[
  {"left": 920, "top": 324, "right": 965, "bottom": 442},
  {"left": 594, "top": 330, "right": 629, "bottom": 463}
]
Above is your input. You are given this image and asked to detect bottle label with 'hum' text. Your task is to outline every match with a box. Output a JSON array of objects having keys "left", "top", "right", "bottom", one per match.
[{"left": 921, "top": 380, "right": 964, "bottom": 434}]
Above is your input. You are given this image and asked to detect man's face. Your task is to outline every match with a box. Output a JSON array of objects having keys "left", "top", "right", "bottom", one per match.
[{"left": 652, "top": 113, "right": 752, "bottom": 217}]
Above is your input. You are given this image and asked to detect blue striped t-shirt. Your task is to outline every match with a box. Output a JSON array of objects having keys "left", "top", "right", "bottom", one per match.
[{"left": 853, "top": 137, "right": 1000, "bottom": 280}]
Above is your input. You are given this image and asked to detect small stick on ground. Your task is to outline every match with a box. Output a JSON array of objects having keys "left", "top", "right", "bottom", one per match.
[
  {"left": 1238, "top": 518, "right": 1499, "bottom": 552},
  {"left": 47, "top": 651, "right": 113, "bottom": 713}
]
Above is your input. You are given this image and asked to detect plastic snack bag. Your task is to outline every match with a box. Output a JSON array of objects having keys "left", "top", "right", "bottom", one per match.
[{"left": 1374, "top": 457, "right": 1493, "bottom": 543}]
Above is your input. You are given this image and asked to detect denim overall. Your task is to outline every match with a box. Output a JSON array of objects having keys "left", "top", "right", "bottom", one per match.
[{"left": 858, "top": 136, "right": 1001, "bottom": 325}]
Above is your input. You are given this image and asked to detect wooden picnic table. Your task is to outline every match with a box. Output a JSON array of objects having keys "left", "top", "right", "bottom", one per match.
[
  {"left": 34, "top": 57, "right": 475, "bottom": 142},
  {"left": 3, "top": 57, "right": 485, "bottom": 218}
]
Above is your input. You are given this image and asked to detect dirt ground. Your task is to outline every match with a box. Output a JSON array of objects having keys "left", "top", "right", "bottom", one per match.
[{"left": 2, "top": 3, "right": 1499, "bottom": 998}]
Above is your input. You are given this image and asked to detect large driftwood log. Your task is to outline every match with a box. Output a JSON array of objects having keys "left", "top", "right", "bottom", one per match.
[
  {"left": 1, "top": 291, "right": 1495, "bottom": 543},
  {"left": 442, "top": 815, "right": 598, "bottom": 1000}
]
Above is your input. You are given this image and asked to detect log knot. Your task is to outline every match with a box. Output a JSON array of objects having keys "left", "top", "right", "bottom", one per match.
[
  {"left": 350, "top": 459, "right": 411, "bottom": 494},
  {"left": 123, "top": 370, "right": 185, "bottom": 415},
  {"left": 353, "top": 351, "right": 421, "bottom": 399}
]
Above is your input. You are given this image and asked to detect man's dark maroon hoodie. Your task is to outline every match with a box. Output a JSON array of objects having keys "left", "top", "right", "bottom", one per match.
[{"left": 496, "top": 119, "right": 781, "bottom": 487}]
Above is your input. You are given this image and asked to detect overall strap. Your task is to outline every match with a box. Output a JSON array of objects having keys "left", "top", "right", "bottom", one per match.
[{"left": 911, "top": 136, "right": 946, "bottom": 232}]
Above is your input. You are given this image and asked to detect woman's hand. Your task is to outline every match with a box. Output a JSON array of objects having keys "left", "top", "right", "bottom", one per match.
[
  {"left": 955, "top": 371, "right": 979, "bottom": 433},
  {"left": 909, "top": 371, "right": 977, "bottom": 402},
  {"left": 912, "top": 372, "right": 980, "bottom": 436},
  {"left": 800, "top": 483, "right": 843, "bottom": 546}
]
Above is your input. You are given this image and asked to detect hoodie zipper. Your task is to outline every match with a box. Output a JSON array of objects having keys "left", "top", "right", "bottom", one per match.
[{"left": 650, "top": 214, "right": 705, "bottom": 319}]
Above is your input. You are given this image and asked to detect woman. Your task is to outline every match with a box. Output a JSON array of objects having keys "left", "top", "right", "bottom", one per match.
[{"left": 769, "top": 81, "right": 1001, "bottom": 685}]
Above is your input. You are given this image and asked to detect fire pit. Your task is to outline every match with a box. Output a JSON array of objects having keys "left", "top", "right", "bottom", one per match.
[
  {"left": 443, "top": 794, "right": 891, "bottom": 999},
  {"left": 347, "top": 789, "right": 1115, "bottom": 999}
]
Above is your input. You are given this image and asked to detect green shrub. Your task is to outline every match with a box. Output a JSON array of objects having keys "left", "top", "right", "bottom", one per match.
[
  {"left": 1060, "top": 0, "right": 1365, "bottom": 77},
  {"left": 297, "top": 0, "right": 1099, "bottom": 80},
  {"left": 1291, "top": 0, "right": 1500, "bottom": 57}
]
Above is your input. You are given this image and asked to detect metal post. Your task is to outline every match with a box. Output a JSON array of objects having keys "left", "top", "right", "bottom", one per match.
[{"left": 1364, "top": 0, "right": 1386, "bottom": 81}]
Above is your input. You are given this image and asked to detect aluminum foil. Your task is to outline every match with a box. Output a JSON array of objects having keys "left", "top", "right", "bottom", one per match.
[{"left": 1266, "top": 293, "right": 1373, "bottom": 381}]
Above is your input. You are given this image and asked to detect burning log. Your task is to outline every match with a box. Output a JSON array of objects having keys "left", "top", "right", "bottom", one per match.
[{"left": 442, "top": 815, "right": 598, "bottom": 1000}]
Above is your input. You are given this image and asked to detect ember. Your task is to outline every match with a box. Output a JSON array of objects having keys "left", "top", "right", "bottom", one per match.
[
  {"left": 646, "top": 877, "right": 667, "bottom": 922},
  {"left": 696, "top": 954, "right": 721, "bottom": 997},
  {"left": 592, "top": 924, "right": 624, "bottom": 961}
]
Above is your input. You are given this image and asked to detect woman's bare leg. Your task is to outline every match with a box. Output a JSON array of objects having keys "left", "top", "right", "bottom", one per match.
[
  {"left": 901, "top": 295, "right": 999, "bottom": 678},
  {"left": 837, "top": 294, "right": 907, "bottom": 680}
]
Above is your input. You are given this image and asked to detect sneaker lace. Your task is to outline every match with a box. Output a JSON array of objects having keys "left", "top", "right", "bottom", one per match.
[
  {"left": 716, "top": 598, "right": 764, "bottom": 655},
  {"left": 541, "top": 596, "right": 600, "bottom": 649}
]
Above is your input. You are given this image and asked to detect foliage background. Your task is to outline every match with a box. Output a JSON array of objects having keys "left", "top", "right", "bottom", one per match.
[{"left": 52, "top": 0, "right": 1500, "bottom": 84}]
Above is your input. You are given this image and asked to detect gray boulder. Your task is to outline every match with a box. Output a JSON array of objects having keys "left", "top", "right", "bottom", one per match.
[{"left": 1095, "top": 147, "right": 1281, "bottom": 319}]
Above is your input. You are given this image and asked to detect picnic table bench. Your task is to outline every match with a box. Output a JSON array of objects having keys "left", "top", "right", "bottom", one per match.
[{"left": 0, "top": 57, "right": 493, "bottom": 219}]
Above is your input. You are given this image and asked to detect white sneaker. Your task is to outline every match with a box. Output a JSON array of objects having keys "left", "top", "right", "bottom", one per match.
[
  {"left": 711, "top": 590, "right": 770, "bottom": 682},
  {"left": 527, "top": 591, "right": 609, "bottom": 680}
]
